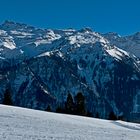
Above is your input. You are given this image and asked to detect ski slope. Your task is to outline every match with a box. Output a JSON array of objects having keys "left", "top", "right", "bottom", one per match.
[{"left": 0, "top": 105, "right": 140, "bottom": 140}]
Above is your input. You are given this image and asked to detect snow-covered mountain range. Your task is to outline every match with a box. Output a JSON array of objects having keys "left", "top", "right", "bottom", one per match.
[{"left": 0, "top": 21, "right": 140, "bottom": 122}]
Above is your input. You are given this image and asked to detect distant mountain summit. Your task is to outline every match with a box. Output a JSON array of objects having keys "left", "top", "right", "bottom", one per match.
[{"left": 0, "top": 21, "right": 140, "bottom": 122}]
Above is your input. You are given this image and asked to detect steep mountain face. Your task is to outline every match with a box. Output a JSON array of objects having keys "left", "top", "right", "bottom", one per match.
[
  {"left": 102, "top": 32, "right": 140, "bottom": 58},
  {"left": 0, "top": 21, "right": 140, "bottom": 122}
]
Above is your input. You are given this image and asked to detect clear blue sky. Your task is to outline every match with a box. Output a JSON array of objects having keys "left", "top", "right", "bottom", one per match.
[{"left": 0, "top": 0, "right": 140, "bottom": 35}]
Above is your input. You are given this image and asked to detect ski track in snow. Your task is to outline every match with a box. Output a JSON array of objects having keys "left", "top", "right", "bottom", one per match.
[{"left": 0, "top": 105, "right": 140, "bottom": 140}]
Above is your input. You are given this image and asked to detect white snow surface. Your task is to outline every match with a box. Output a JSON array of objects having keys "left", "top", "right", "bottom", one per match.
[
  {"left": 0, "top": 105, "right": 140, "bottom": 140},
  {"left": 68, "top": 31, "right": 107, "bottom": 45}
]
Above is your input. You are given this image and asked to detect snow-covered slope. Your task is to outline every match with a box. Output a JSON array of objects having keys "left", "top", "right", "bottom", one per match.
[
  {"left": 0, "top": 105, "right": 140, "bottom": 140},
  {"left": 103, "top": 32, "right": 140, "bottom": 58}
]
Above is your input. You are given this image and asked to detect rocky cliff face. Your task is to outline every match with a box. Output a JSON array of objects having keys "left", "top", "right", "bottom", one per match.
[{"left": 0, "top": 21, "right": 140, "bottom": 122}]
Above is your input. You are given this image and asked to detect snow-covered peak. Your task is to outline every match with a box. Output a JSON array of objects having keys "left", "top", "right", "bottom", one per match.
[
  {"left": 103, "top": 31, "right": 140, "bottom": 58},
  {"left": 53, "top": 28, "right": 76, "bottom": 36},
  {"left": 102, "top": 32, "right": 121, "bottom": 40},
  {"left": 68, "top": 30, "right": 107, "bottom": 46},
  {"left": 45, "top": 29, "right": 61, "bottom": 41},
  {"left": 1, "top": 20, "right": 30, "bottom": 31},
  {"left": 79, "top": 27, "right": 93, "bottom": 33},
  {"left": 0, "top": 29, "right": 16, "bottom": 50},
  {"left": 130, "top": 32, "right": 140, "bottom": 40},
  {"left": 2, "top": 20, "right": 16, "bottom": 26},
  {"left": 0, "top": 21, "right": 140, "bottom": 65},
  {"left": 0, "top": 38, "right": 16, "bottom": 50},
  {"left": 0, "top": 30, "right": 7, "bottom": 36}
]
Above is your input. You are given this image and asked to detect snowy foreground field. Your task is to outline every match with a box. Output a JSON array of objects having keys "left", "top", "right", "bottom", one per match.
[{"left": 0, "top": 105, "right": 140, "bottom": 140}]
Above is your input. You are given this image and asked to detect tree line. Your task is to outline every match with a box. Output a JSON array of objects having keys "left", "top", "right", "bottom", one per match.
[
  {"left": 47, "top": 92, "right": 123, "bottom": 120},
  {"left": 55, "top": 92, "right": 89, "bottom": 116},
  {"left": 2, "top": 88, "right": 122, "bottom": 120}
]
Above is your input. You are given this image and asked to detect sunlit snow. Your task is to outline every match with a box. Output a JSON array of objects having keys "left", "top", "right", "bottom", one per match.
[{"left": 0, "top": 105, "right": 140, "bottom": 140}]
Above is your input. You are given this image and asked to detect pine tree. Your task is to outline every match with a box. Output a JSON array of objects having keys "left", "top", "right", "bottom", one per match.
[
  {"left": 118, "top": 115, "right": 124, "bottom": 120},
  {"left": 75, "top": 92, "right": 86, "bottom": 116},
  {"left": 86, "top": 111, "right": 93, "bottom": 117},
  {"left": 45, "top": 105, "right": 51, "bottom": 112},
  {"left": 65, "top": 93, "right": 75, "bottom": 114},
  {"left": 95, "top": 112, "right": 99, "bottom": 118},
  {"left": 3, "top": 88, "right": 13, "bottom": 105},
  {"left": 109, "top": 111, "right": 117, "bottom": 120},
  {"left": 56, "top": 106, "right": 64, "bottom": 113}
]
